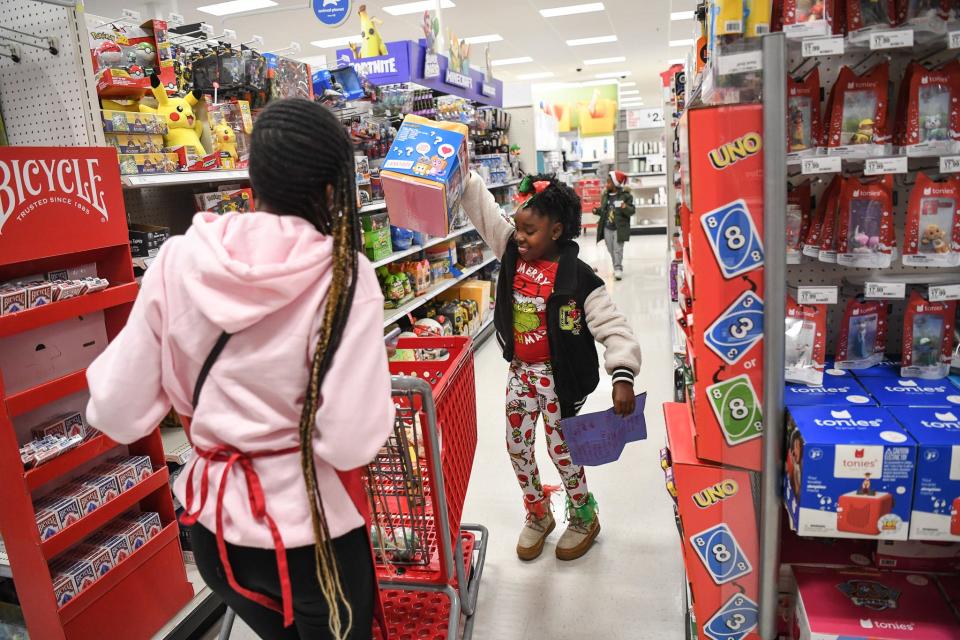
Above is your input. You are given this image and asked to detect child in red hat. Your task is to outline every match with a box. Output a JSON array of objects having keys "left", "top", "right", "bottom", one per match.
[{"left": 595, "top": 170, "right": 635, "bottom": 280}]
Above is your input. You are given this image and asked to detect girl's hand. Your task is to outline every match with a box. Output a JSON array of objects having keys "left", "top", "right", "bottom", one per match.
[{"left": 612, "top": 381, "right": 636, "bottom": 416}]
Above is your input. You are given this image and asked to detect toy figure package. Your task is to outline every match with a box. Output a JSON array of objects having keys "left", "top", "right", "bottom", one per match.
[
  {"left": 825, "top": 63, "right": 890, "bottom": 157},
  {"left": 787, "top": 67, "right": 822, "bottom": 157},
  {"left": 786, "top": 296, "right": 827, "bottom": 386},
  {"left": 898, "top": 61, "right": 960, "bottom": 157},
  {"left": 744, "top": 0, "right": 773, "bottom": 36},
  {"left": 87, "top": 18, "right": 175, "bottom": 96},
  {"left": 264, "top": 54, "right": 313, "bottom": 101},
  {"left": 837, "top": 299, "right": 889, "bottom": 369},
  {"left": 787, "top": 180, "right": 812, "bottom": 264},
  {"left": 903, "top": 172, "right": 960, "bottom": 267},
  {"left": 901, "top": 0, "right": 952, "bottom": 33},
  {"left": 836, "top": 175, "right": 895, "bottom": 268},
  {"left": 381, "top": 115, "right": 470, "bottom": 237},
  {"left": 206, "top": 100, "right": 253, "bottom": 169},
  {"left": 781, "top": 0, "right": 842, "bottom": 37},
  {"left": 803, "top": 175, "right": 841, "bottom": 258},
  {"left": 818, "top": 177, "right": 846, "bottom": 263},
  {"left": 846, "top": 0, "right": 897, "bottom": 38},
  {"left": 902, "top": 291, "right": 956, "bottom": 379},
  {"left": 712, "top": 0, "right": 745, "bottom": 37}
]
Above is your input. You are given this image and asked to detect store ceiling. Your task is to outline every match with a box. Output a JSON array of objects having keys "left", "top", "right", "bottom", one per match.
[{"left": 84, "top": 0, "right": 698, "bottom": 107}]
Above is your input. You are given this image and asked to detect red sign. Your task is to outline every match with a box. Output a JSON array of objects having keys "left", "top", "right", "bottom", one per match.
[{"left": 0, "top": 147, "right": 128, "bottom": 266}]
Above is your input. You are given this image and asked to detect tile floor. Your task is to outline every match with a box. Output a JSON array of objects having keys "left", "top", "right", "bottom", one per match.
[{"left": 201, "top": 235, "right": 685, "bottom": 640}]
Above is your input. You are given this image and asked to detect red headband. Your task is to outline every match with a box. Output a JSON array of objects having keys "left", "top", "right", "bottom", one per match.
[{"left": 513, "top": 180, "right": 551, "bottom": 207}]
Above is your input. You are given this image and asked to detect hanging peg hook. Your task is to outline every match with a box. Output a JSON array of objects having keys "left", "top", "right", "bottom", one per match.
[
  {"left": 0, "top": 44, "right": 21, "bottom": 64},
  {"left": 0, "top": 26, "right": 58, "bottom": 55}
]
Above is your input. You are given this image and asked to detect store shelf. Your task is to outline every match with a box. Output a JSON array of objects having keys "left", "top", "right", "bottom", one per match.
[
  {"left": 484, "top": 179, "right": 520, "bottom": 189},
  {"left": 122, "top": 170, "right": 250, "bottom": 189},
  {"left": 626, "top": 172, "right": 666, "bottom": 177},
  {"left": 370, "top": 224, "right": 478, "bottom": 269},
  {"left": 360, "top": 201, "right": 387, "bottom": 214},
  {"left": 7, "top": 369, "right": 89, "bottom": 418},
  {"left": 383, "top": 253, "right": 497, "bottom": 327},
  {"left": 636, "top": 204, "right": 667, "bottom": 209},
  {"left": 0, "top": 283, "right": 139, "bottom": 339},
  {"left": 629, "top": 154, "right": 665, "bottom": 159},
  {"left": 160, "top": 427, "right": 192, "bottom": 466},
  {"left": 25, "top": 434, "right": 119, "bottom": 490}
]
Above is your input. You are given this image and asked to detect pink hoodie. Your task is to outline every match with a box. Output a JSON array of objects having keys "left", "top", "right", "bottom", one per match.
[{"left": 86, "top": 212, "right": 395, "bottom": 548}]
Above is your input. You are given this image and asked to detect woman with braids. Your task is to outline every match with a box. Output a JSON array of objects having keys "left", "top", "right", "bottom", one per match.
[
  {"left": 461, "top": 173, "right": 642, "bottom": 562},
  {"left": 86, "top": 98, "right": 394, "bottom": 639}
]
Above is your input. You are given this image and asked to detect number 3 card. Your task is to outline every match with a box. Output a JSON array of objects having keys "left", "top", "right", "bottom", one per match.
[
  {"left": 701, "top": 199, "right": 764, "bottom": 278},
  {"left": 704, "top": 291, "right": 764, "bottom": 365},
  {"left": 702, "top": 593, "right": 759, "bottom": 640},
  {"left": 689, "top": 523, "right": 752, "bottom": 585}
]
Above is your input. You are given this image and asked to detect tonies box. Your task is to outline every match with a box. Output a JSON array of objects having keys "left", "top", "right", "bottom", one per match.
[
  {"left": 858, "top": 375, "right": 960, "bottom": 408},
  {"left": 785, "top": 368, "right": 874, "bottom": 407},
  {"left": 785, "top": 406, "right": 916, "bottom": 540}
]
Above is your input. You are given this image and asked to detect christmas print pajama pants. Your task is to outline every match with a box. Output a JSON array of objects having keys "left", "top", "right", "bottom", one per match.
[{"left": 505, "top": 360, "right": 590, "bottom": 509}]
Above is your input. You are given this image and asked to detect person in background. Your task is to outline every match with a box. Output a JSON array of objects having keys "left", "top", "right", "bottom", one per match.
[
  {"left": 86, "top": 99, "right": 394, "bottom": 640},
  {"left": 460, "top": 172, "right": 642, "bottom": 562},
  {"left": 595, "top": 170, "right": 635, "bottom": 280}
]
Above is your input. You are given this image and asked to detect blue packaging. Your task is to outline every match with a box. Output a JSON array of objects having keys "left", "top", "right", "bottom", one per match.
[
  {"left": 784, "top": 368, "right": 874, "bottom": 407},
  {"left": 890, "top": 407, "right": 960, "bottom": 541},
  {"left": 785, "top": 405, "right": 916, "bottom": 540},
  {"left": 858, "top": 375, "right": 960, "bottom": 408},
  {"left": 847, "top": 356, "right": 902, "bottom": 378}
]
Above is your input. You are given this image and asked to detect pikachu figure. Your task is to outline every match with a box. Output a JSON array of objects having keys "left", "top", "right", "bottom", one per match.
[
  {"left": 350, "top": 4, "right": 388, "bottom": 59},
  {"left": 212, "top": 122, "right": 238, "bottom": 166},
  {"left": 139, "top": 73, "right": 207, "bottom": 155}
]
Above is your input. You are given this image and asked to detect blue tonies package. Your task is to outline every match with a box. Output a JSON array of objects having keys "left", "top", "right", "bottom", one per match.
[
  {"left": 857, "top": 374, "right": 960, "bottom": 408},
  {"left": 784, "top": 368, "right": 874, "bottom": 407},
  {"left": 784, "top": 406, "right": 917, "bottom": 540},
  {"left": 890, "top": 407, "right": 960, "bottom": 541}
]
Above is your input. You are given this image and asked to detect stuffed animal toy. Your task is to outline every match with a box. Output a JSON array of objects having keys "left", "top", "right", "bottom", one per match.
[
  {"left": 212, "top": 122, "right": 238, "bottom": 165},
  {"left": 921, "top": 223, "right": 950, "bottom": 254},
  {"left": 139, "top": 73, "right": 207, "bottom": 155},
  {"left": 351, "top": 4, "right": 388, "bottom": 59}
]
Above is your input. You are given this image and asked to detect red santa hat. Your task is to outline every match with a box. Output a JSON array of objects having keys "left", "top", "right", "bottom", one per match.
[{"left": 609, "top": 170, "right": 627, "bottom": 187}]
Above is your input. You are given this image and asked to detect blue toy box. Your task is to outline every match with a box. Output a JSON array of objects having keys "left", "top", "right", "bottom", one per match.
[
  {"left": 890, "top": 407, "right": 960, "bottom": 541},
  {"left": 785, "top": 405, "right": 917, "bottom": 540},
  {"left": 785, "top": 368, "right": 874, "bottom": 407},
  {"left": 857, "top": 374, "right": 960, "bottom": 408}
]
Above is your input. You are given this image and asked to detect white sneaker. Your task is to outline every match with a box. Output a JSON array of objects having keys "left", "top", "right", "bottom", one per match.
[
  {"left": 517, "top": 511, "right": 556, "bottom": 561},
  {"left": 614, "top": 269, "right": 623, "bottom": 281}
]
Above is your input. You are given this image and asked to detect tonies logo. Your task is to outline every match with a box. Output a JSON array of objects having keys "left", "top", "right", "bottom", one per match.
[
  {"left": 691, "top": 479, "right": 739, "bottom": 509},
  {"left": 0, "top": 158, "right": 108, "bottom": 234},
  {"left": 835, "top": 444, "right": 884, "bottom": 478},
  {"left": 707, "top": 131, "right": 762, "bottom": 170},
  {"left": 792, "top": 386, "right": 849, "bottom": 394},
  {"left": 921, "top": 411, "right": 960, "bottom": 429},
  {"left": 860, "top": 619, "right": 915, "bottom": 631},
  {"left": 887, "top": 380, "right": 946, "bottom": 393},
  {"left": 813, "top": 410, "right": 882, "bottom": 427}
]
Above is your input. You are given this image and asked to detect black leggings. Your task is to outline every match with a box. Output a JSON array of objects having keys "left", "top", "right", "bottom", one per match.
[{"left": 191, "top": 524, "right": 374, "bottom": 640}]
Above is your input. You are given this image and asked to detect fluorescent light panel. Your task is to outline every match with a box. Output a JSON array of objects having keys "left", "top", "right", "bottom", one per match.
[
  {"left": 311, "top": 35, "right": 360, "bottom": 48},
  {"left": 491, "top": 56, "right": 533, "bottom": 66},
  {"left": 670, "top": 10, "right": 695, "bottom": 20},
  {"left": 669, "top": 39, "right": 694, "bottom": 47},
  {"left": 595, "top": 70, "right": 630, "bottom": 78},
  {"left": 518, "top": 71, "right": 555, "bottom": 80},
  {"left": 584, "top": 56, "right": 626, "bottom": 65},
  {"left": 540, "top": 2, "right": 605, "bottom": 17},
  {"left": 667, "top": 57, "right": 686, "bottom": 64},
  {"left": 463, "top": 34, "right": 503, "bottom": 44},
  {"left": 197, "top": 0, "right": 276, "bottom": 16},
  {"left": 566, "top": 34, "right": 617, "bottom": 46},
  {"left": 383, "top": 0, "right": 454, "bottom": 16},
  {"left": 619, "top": 89, "right": 639, "bottom": 95},
  {"left": 619, "top": 81, "right": 636, "bottom": 87}
]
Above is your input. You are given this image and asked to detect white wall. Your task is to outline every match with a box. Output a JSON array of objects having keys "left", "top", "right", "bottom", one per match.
[
  {"left": 506, "top": 106, "right": 536, "bottom": 175},
  {"left": 503, "top": 81, "right": 533, "bottom": 108}
]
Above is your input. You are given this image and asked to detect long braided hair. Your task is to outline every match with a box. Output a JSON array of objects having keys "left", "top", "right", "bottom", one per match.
[{"left": 249, "top": 98, "right": 360, "bottom": 639}]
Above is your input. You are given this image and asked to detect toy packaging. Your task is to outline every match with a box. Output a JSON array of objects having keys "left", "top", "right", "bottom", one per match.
[
  {"left": 793, "top": 566, "right": 958, "bottom": 639},
  {"left": 87, "top": 18, "right": 175, "bottom": 96},
  {"left": 195, "top": 188, "right": 254, "bottom": 215},
  {"left": 787, "top": 181, "right": 812, "bottom": 264},
  {"left": 837, "top": 299, "right": 889, "bottom": 369},
  {"left": 836, "top": 175, "right": 895, "bottom": 268},
  {"left": 788, "top": 68, "right": 822, "bottom": 157},
  {"left": 858, "top": 374, "right": 960, "bottom": 407},
  {"left": 817, "top": 178, "right": 844, "bottom": 263},
  {"left": 897, "top": 61, "right": 960, "bottom": 156},
  {"left": 875, "top": 539, "right": 960, "bottom": 570},
  {"left": 902, "top": 0, "right": 952, "bottom": 33},
  {"left": 744, "top": 0, "right": 773, "bottom": 36},
  {"left": 117, "top": 152, "right": 178, "bottom": 176},
  {"left": 362, "top": 212, "right": 393, "bottom": 262},
  {"left": 803, "top": 175, "right": 841, "bottom": 259},
  {"left": 129, "top": 223, "right": 170, "bottom": 259},
  {"left": 100, "top": 109, "right": 167, "bottom": 135},
  {"left": 104, "top": 133, "right": 166, "bottom": 155},
  {"left": 785, "top": 405, "right": 917, "bottom": 540},
  {"left": 781, "top": 0, "right": 843, "bottom": 37},
  {"left": 845, "top": 0, "right": 897, "bottom": 37},
  {"left": 825, "top": 63, "right": 890, "bottom": 157},
  {"left": 264, "top": 54, "right": 313, "bottom": 101},
  {"left": 785, "top": 367, "right": 874, "bottom": 406},
  {"left": 903, "top": 172, "right": 960, "bottom": 266},
  {"left": 206, "top": 100, "right": 253, "bottom": 169},
  {"left": 381, "top": 115, "right": 470, "bottom": 237},
  {"left": 901, "top": 291, "right": 956, "bottom": 379},
  {"left": 785, "top": 296, "right": 827, "bottom": 386}
]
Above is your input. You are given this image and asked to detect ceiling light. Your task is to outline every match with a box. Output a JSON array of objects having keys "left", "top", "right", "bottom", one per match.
[
  {"left": 197, "top": 0, "right": 276, "bottom": 16},
  {"left": 584, "top": 56, "right": 626, "bottom": 65},
  {"left": 619, "top": 81, "right": 636, "bottom": 87},
  {"left": 667, "top": 57, "right": 686, "bottom": 64},
  {"left": 621, "top": 101, "right": 644, "bottom": 107},
  {"left": 669, "top": 39, "right": 694, "bottom": 47},
  {"left": 311, "top": 35, "right": 361, "bottom": 48},
  {"left": 383, "top": 0, "right": 455, "bottom": 16},
  {"left": 566, "top": 34, "right": 617, "bottom": 47},
  {"left": 540, "top": 2, "right": 605, "bottom": 17},
  {"left": 518, "top": 71, "right": 555, "bottom": 80},
  {"left": 463, "top": 34, "right": 503, "bottom": 44},
  {"left": 595, "top": 70, "right": 630, "bottom": 79},
  {"left": 621, "top": 97, "right": 644, "bottom": 103},
  {"left": 670, "top": 10, "right": 695, "bottom": 20},
  {"left": 620, "top": 89, "right": 639, "bottom": 95},
  {"left": 491, "top": 56, "right": 533, "bottom": 66}
]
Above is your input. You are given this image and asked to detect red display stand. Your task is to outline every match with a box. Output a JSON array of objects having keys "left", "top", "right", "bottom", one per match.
[{"left": 0, "top": 147, "right": 192, "bottom": 639}]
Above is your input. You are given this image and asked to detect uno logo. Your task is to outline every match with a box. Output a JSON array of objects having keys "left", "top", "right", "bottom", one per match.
[
  {"left": 708, "top": 132, "right": 762, "bottom": 170},
  {"left": 692, "top": 479, "right": 739, "bottom": 509}
]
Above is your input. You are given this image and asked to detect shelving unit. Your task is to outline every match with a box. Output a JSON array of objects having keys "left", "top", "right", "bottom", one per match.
[{"left": 383, "top": 253, "right": 497, "bottom": 327}]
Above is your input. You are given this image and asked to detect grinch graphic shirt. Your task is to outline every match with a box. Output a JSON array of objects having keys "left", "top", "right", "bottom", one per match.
[{"left": 513, "top": 259, "right": 558, "bottom": 363}]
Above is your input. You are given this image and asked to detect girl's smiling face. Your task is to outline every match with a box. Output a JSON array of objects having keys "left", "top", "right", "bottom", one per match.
[{"left": 514, "top": 205, "right": 563, "bottom": 262}]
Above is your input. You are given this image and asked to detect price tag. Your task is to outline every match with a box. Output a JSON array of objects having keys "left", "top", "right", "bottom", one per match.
[
  {"left": 797, "top": 286, "right": 838, "bottom": 305},
  {"left": 801, "top": 156, "right": 842, "bottom": 174},
  {"left": 701, "top": 67, "right": 715, "bottom": 97},
  {"left": 200, "top": 23, "right": 214, "bottom": 36},
  {"left": 802, "top": 35, "right": 844, "bottom": 57},
  {"left": 864, "top": 281, "right": 906, "bottom": 299},
  {"left": 870, "top": 29, "right": 914, "bottom": 50},
  {"left": 940, "top": 156, "right": 960, "bottom": 173},
  {"left": 928, "top": 283, "right": 960, "bottom": 302},
  {"left": 223, "top": 29, "right": 237, "bottom": 42},
  {"left": 167, "top": 12, "right": 185, "bottom": 27},
  {"left": 251, "top": 35, "right": 265, "bottom": 47},
  {"left": 949, "top": 31, "right": 960, "bottom": 49},
  {"left": 122, "top": 8, "right": 141, "bottom": 22},
  {"left": 717, "top": 50, "right": 763, "bottom": 76},
  {"left": 864, "top": 156, "right": 908, "bottom": 175}
]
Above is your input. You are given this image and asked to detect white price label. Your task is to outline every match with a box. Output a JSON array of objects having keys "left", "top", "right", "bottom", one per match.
[
  {"left": 802, "top": 36, "right": 844, "bottom": 57},
  {"left": 717, "top": 50, "right": 763, "bottom": 76},
  {"left": 865, "top": 156, "right": 908, "bottom": 175},
  {"left": 200, "top": 23, "right": 214, "bottom": 36},
  {"left": 949, "top": 31, "right": 960, "bottom": 49},
  {"left": 122, "top": 8, "right": 141, "bottom": 22},
  {"left": 223, "top": 29, "right": 237, "bottom": 41},
  {"left": 797, "top": 286, "right": 838, "bottom": 305},
  {"left": 928, "top": 284, "right": 960, "bottom": 302},
  {"left": 167, "top": 12, "right": 185, "bottom": 26},
  {"left": 801, "top": 156, "right": 842, "bottom": 174},
  {"left": 940, "top": 156, "right": 960, "bottom": 173},
  {"left": 251, "top": 35, "right": 265, "bottom": 47},
  {"left": 864, "top": 281, "right": 906, "bottom": 299},
  {"left": 870, "top": 29, "right": 914, "bottom": 50}
]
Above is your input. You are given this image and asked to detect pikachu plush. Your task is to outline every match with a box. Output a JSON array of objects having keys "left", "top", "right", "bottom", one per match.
[
  {"left": 350, "top": 4, "right": 388, "bottom": 58},
  {"left": 138, "top": 73, "right": 207, "bottom": 155}
]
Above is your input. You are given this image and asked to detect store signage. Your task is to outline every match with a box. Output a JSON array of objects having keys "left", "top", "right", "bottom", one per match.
[
  {"left": 940, "top": 156, "right": 960, "bottom": 173},
  {"left": 335, "top": 40, "right": 413, "bottom": 86},
  {"left": 445, "top": 69, "right": 473, "bottom": 90},
  {"left": 626, "top": 108, "right": 663, "bottom": 130},
  {"left": 167, "top": 12, "right": 185, "bottom": 27},
  {"left": 801, "top": 156, "right": 841, "bottom": 174},
  {"left": 717, "top": 50, "right": 762, "bottom": 76},
  {"left": 783, "top": 21, "right": 829, "bottom": 39},
  {"left": 950, "top": 31, "right": 960, "bottom": 49},
  {"left": 424, "top": 52, "right": 440, "bottom": 79},
  {"left": 707, "top": 131, "right": 762, "bottom": 170},
  {"left": 928, "top": 284, "right": 960, "bottom": 302},
  {"left": 864, "top": 282, "right": 906, "bottom": 299},
  {"left": 481, "top": 82, "right": 497, "bottom": 98},
  {"left": 864, "top": 156, "right": 907, "bottom": 175},
  {"left": 801, "top": 35, "right": 844, "bottom": 57},
  {"left": 313, "top": 0, "right": 351, "bottom": 27},
  {"left": 870, "top": 29, "right": 913, "bottom": 50},
  {"left": 797, "top": 286, "right": 838, "bottom": 305}
]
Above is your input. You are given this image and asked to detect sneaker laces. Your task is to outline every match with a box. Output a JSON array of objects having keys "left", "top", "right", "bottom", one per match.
[{"left": 564, "top": 492, "right": 598, "bottom": 533}]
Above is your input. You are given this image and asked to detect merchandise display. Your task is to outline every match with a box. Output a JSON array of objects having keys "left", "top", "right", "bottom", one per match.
[
  {"left": 785, "top": 297, "right": 826, "bottom": 386},
  {"left": 836, "top": 298, "right": 888, "bottom": 370},
  {"left": 903, "top": 172, "right": 960, "bottom": 266},
  {"left": 901, "top": 291, "right": 956, "bottom": 379},
  {"left": 824, "top": 63, "right": 890, "bottom": 157},
  {"left": 86, "top": 18, "right": 175, "bottom": 96}
]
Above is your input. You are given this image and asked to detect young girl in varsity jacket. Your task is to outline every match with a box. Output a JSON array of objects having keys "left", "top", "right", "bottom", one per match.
[{"left": 461, "top": 172, "right": 642, "bottom": 562}]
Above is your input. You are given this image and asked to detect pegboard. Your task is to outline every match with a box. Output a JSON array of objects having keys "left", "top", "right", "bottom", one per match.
[
  {"left": 784, "top": 40, "right": 960, "bottom": 351},
  {"left": 0, "top": 0, "right": 104, "bottom": 146}
]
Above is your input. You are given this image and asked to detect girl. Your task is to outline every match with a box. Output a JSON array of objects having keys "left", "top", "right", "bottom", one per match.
[
  {"left": 461, "top": 173, "right": 642, "bottom": 561},
  {"left": 86, "top": 99, "right": 394, "bottom": 640}
]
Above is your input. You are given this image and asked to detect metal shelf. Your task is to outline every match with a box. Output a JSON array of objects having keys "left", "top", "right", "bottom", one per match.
[
  {"left": 360, "top": 201, "right": 388, "bottom": 214},
  {"left": 122, "top": 170, "right": 250, "bottom": 189},
  {"left": 484, "top": 179, "right": 521, "bottom": 189},
  {"left": 383, "top": 253, "right": 497, "bottom": 327},
  {"left": 370, "top": 224, "right": 478, "bottom": 269}
]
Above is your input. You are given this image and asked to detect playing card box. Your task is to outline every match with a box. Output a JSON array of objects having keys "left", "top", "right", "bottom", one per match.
[
  {"left": 105, "top": 516, "right": 147, "bottom": 550},
  {"left": 109, "top": 455, "right": 152, "bottom": 482},
  {"left": 50, "top": 556, "right": 96, "bottom": 607},
  {"left": 62, "top": 481, "right": 102, "bottom": 515},
  {"left": 88, "top": 532, "right": 131, "bottom": 565},
  {"left": 78, "top": 473, "right": 121, "bottom": 503},
  {"left": 132, "top": 511, "right": 162, "bottom": 539},
  {"left": 75, "top": 543, "right": 114, "bottom": 577},
  {"left": 35, "top": 495, "right": 82, "bottom": 536}
]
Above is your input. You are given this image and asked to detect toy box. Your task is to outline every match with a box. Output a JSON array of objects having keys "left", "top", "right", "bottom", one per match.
[
  {"left": 902, "top": 172, "right": 960, "bottom": 267},
  {"left": 195, "top": 189, "right": 254, "bottom": 215},
  {"left": 793, "top": 566, "right": 958, "bottom": 639},
  {"left": 902, "top": 292, "right": 955, "bottom": 379},
  {"left": 784, "top": 368, "right": 873, "bottom": 407},
  {"left": 875, "top": 539, "right": 960, "bottom": 571},
  {"left": 858, "top": 375, "right": 960, "bottom": 408},
  {"left": 785, "top": 406, "right": 916, "bottom": 540},
  {"left": 128, "top": 223, "right": 170, "bottom": 259},
  {"left": 87, "top": 18, "right": 175, "bottom": 96},
  {"left": 206, "top": 100, "right": 253, "bottom": 169},
  {"left": 890, "top": 406, "right": 960, "bottom": 541},
  {"left": 441, "top": 280, "right": 492, "bottom": 321},
  {"left": 381, "top": 115, "right": 470, "bottom": 237},
  {"left": 117, "top": 152, "right": 178, "bottom": 176},
  {"left": 362, "top": 211, "right": 393, "bottom": 262},
  {"left": 101, "top": 109, "right": 167, "bottom": 135},
  {"left": 104, "top": 133, "right": 166, "bottom": 155}
]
